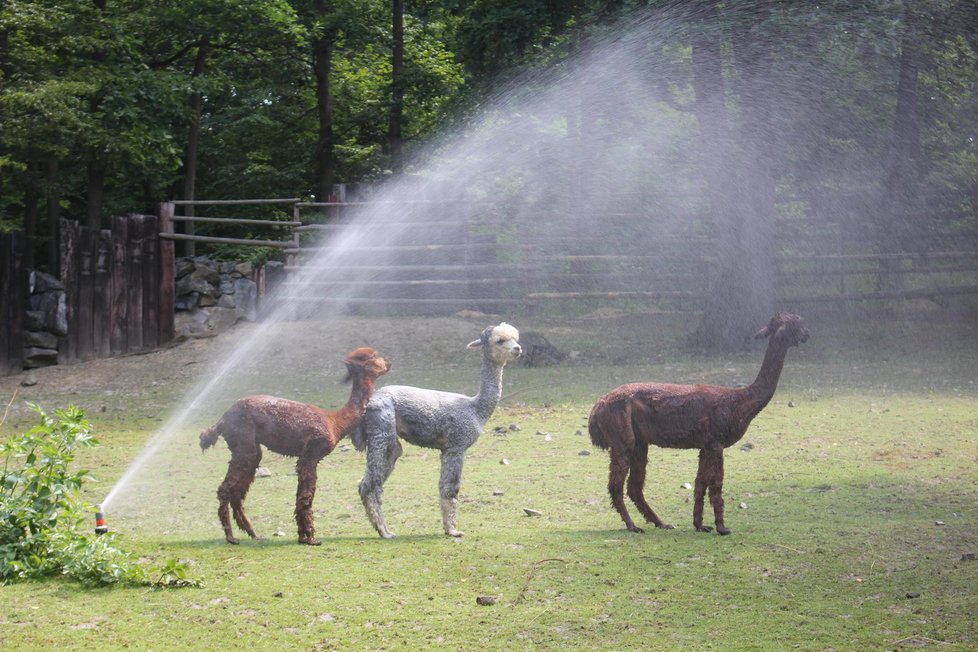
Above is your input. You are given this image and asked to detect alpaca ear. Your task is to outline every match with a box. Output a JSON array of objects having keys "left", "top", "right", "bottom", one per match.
[
  {"left": 467, "top": 339, "right": 481, "bottom": 349},
  {"left": 754, "top": 324, "right": 772, "bottom": 340}
]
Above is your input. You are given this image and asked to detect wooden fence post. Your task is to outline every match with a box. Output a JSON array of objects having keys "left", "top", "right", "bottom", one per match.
[
  {"left": 59, "top": 219, "right": 80, "bottom": 363},
  {"left": 110, "top": 215, "right": 129, "bottom": 355},
  {"left": 94, "top": 229, "right": 112, "bottom": 357},
  {"left": 126, "top": 216, "right": 144, "bottom": 352},
  {"left": 0, "top": 231, "right": 27, "bottom": 375},
  {"left": 76, "top": 226, "right": 96, "bottom": 361},
  {"left": 142, "top": 215, "right": 160, "bottom": 350},
  {"left": 158, "top": 203, "right": 175, "bottom": 344}
]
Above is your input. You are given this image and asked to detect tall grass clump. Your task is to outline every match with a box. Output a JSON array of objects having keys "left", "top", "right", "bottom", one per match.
[{"left": 0, "top": 403, "right": 198, "bottom": 587}]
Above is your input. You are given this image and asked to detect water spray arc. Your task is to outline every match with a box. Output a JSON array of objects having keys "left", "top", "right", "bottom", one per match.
[{"left": 95, "top": 4, "right": 862, "bottom": 524}]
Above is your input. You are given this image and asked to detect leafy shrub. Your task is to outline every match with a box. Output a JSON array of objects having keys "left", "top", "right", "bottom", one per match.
[{"left": 0, "top": 403, "right": 199, "bottom": 587}]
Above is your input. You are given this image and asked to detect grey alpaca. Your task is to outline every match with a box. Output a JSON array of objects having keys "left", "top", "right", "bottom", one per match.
[{"left": 352, "top": 323, "right": 522, "bottom": 538}]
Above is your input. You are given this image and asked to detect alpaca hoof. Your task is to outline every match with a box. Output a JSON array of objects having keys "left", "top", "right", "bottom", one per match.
[
  {"left": 226, "top": 537, "right": 240, "bottom": 545},
  {"left": 299, "top": 537, "right": 321, "bottom": 546},
  {"left": 626, "top": 525, "right": 645, "bottom": 534},
  {"left": 445, "top": 529, "right": 464, "bottom": 538},
  {"left": 695, "top": 525, "right": 713, "bottom": 533},
  {"left": 657, "top": 523, "right": 675, "bottom": 530},
  {"left": 717, "top": 526, "right": 732, "bottom": 536},
  {"left": 379, "top": 531, "right": 396, "bottom": 539}
]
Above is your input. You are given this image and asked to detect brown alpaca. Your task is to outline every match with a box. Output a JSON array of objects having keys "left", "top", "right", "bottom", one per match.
[
  {"left": 588, "top": 312, "right": 809, "bottom": 535},
  {"left": 199, "top": 347, "right": 391, "bottom": 545}
]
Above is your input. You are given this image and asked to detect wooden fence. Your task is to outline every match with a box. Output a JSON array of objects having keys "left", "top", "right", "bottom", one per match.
[
  {"left": 59, "top": 215, "right": 174, "bottom": 363},
  {"left": 158, "top": 194, "right": 978, "bottom": 316},
  {"left": 0, "top": 231, "right": 28, "bottom": 375}
]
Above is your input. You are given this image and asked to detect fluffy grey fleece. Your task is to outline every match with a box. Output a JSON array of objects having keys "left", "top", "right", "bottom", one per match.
[{"left": 352, "top": 322, "right": 521, "bottom": 538}]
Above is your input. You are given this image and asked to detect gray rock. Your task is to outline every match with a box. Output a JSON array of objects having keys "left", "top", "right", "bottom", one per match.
[
  {"left": 24, "top": 347, "right": 58, "bottom": 368},
  {"left": 174, "top": 292, "right": 199, "bottom": 311},
  {"left": 25, "top": 310, "right": 46, "bottom": 331},
  {"left": 519, "top": 332, "right": 567, "bottom": 367},
  {"left": 523, "top": 508, "right": 542, "bottom": 517},
  {"left": 174, "top": 307, "right": 238, "bottom": 338},
  {"left": 175, "top": 258, "right": 196, "bottom": 279},
  {"left": 29, "top": 291, "right": 67, "bottom": 335},
  {"left": 217, "top": 294, "right": 236, "bottom": 309},
  {"left": 175, "top": 273, "right": 217, "bottom": 298},
  {"left": 30, "top": 270, "right": 63, "bottom": 293},
  {"left": 198, "top": 294, "right": 218, "bottom": 308},
  {"left": 234, "top": 261, "right": 253, "bottom": 278},
  {"left": 191, "top": 264, "right": 222, "bottom": 287},
  {"left": 233, "top": 277, "right": 258, "bottom": 321},
  {"left": 24, "top": 330, "right": 59, "bottom": 349}
]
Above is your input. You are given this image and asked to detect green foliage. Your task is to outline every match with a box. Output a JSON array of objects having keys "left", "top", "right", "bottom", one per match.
[{"left": 0, "top": 404, "right": 200, "bottom": 588}]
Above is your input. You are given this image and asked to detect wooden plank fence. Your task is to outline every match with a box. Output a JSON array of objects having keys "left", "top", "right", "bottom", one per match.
[
  {"left": 59, "top": 215, "right": 174, "bottom": 363},
  {"left": 0, "top": 231, "right": 28, "bottom": 375}
]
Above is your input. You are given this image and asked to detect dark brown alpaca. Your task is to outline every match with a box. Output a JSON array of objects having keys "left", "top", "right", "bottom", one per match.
[
  {"left": 199, "top": 347, "right": 390, "bottom": 545},
  {"left": 588, "top": 312, "right": 809, "bottom": 535}
]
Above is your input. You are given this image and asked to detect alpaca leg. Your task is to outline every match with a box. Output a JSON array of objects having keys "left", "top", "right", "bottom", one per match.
[
  {"left": 216, "top": 491, "right": 236, "bottom": 544},
  {"left": 359, "top": 436, "right": 402, "bottom": 539},
  {"left": 693, "top": 449, "right": 712, "bottom": 532},
  {"left": 229, "top": 444, "right": 263, "bottom": 541},
  {"left": 217, "top": 446, "right": 260, "bottom": 544},
  {"left": 295, "top": 455, "right": 321, "bottom": 545},
  {"left": 706, "top": 449, "right": 730, "bottom": 535},
  {"left": 693, "top": 449, "right": 729, "bottom": 534},
  {"left": 439, "top": 449, "right": 466, "bottom": 537},
  {"left": 608, "top": 448, "right": 642, "bottom": 533},
  {"left": 626, "top": 443, "right": 673, "bottom": 530}
]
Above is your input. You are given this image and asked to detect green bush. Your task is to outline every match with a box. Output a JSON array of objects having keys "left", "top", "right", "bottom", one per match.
[{"left": 0, "top": 403, "right": 199, "bottom": 587}]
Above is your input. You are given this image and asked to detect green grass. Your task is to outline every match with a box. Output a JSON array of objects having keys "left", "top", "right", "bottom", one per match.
[{"left": 1, "top": 313, "right": 977, "bottom": 650}]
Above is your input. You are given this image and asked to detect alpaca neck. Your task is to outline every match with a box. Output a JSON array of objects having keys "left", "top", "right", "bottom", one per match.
[
  {"left": 473, "top": 356, "right": 505, "bottom": 424},
  {"left": 334, "top": 376, "right": 377, "bottom": 433},
  {"left": 741, "top": 339, "right": 791, "bottom": 418}
]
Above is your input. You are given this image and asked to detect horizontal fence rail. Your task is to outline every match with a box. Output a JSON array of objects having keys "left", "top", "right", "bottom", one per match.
[{"left": 160, "top": 195, "right": 978, "bottom": 317}]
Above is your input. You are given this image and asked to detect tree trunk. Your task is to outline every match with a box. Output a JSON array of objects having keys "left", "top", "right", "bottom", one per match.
[
  {"left": 85, "top": 0, "right": 108, "bottom": 230},
  {"left": 85, "top": 161, "right": 105, "bottom": 229},
  {"left": 181, "top": 37, "right": 210, "bottom": 257},
  {"left": 24, "top": 173, "right": 39, "bottom": 271},
  {"left": 46, "top": 158, "right": 60, "bottom": 273},
  {"left": 689, "top": 2, "right": 776, "bottom": 351},
  {"left": 389, "top": 0, "right": 404, "bottom": 171},
  {"left": 876, "top": 10, "right": 922, "bottom": 290},
  {"left": 313, "top": 1, "right": 336, "bottom": 202}
]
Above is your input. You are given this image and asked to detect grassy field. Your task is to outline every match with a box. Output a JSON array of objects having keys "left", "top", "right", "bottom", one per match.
[{"left": 1, "top": 311, "right": 976, "bottom": 650}]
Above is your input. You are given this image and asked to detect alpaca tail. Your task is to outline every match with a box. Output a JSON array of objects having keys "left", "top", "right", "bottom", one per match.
[
  {"left": 199, "top": 420, "right": 224, "bottom": 451},
  {"left": 587, "top": 400, "right": 625, "bottom": 451}
]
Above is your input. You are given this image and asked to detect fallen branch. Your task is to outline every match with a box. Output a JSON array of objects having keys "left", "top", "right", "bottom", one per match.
[
  {"left": 1, "top": 388, "right": 18, "bottom": 428},
  {"left": 891, "top": 635, "right": 951, "bottom": 646},
  {"left": 514, "top": 558, "right": 567, "bottom": 605}
]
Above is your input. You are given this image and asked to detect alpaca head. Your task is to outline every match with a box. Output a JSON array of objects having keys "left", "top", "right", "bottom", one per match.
[
  {"left": 754, "top": 312, "right": 809, "bottom": 348},
  {"left": 341, "top": 347, "right": 391, "bottom": 383},
  {"left": 467, "top": 322, "right": 522, "bottom": 365}
]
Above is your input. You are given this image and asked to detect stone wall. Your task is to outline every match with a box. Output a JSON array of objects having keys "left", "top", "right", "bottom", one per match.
[
  {"left": 20, "top": 256, "right": 276, "bottom": 369},
  {"left": 173, "top": 257, "right": 266, "bottom": 339},
  {"left": 24, "top": 272, "right": 67, "bottom": 368}
]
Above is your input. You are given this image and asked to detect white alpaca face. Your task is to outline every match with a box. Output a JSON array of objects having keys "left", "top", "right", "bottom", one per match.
[{"left": 469, "top": 322, "right": 522, "bottom": 364}]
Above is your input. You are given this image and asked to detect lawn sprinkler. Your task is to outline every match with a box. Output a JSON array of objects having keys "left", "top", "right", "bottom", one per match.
[{"left": 95, "top": 505, "right": 108, "bottom": 535}]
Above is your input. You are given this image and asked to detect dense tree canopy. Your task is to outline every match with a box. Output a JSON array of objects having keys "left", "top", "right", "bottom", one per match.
[{"left": 1, "top": 1, "right": 976, "bottom": 345}]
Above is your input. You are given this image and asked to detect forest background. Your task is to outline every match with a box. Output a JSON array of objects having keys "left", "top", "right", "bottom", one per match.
[{"left": 2, "top": 0, "right": 977, "bottom": 346}]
